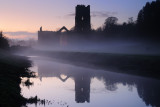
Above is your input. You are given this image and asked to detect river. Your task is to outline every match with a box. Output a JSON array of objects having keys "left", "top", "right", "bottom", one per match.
[{"left": 20, "top": 56, "right": 160, "bottom": 107}]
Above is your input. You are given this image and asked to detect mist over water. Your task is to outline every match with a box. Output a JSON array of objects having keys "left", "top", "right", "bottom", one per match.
[{"left": 21, "top": 56, "right": 159, "bottom": 107}]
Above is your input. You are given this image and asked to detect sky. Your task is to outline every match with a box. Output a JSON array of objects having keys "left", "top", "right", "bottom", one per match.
[{"left": 0, "top": 0, "right": 155, "bottom": 40}]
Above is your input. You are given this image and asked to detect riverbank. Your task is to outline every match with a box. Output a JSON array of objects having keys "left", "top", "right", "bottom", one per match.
[
  {"left": 22, "top": 49, "right": 160, "bottom": 79},
  {"left": 0, "top": 51, "right": 37, "bottom": 107}
]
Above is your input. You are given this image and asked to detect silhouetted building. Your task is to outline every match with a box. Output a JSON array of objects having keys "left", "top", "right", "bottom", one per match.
[
  {"left": 38, "top": 5, "right": 91, "bottom": 45},
  {"left": 75, "top": 5, "right": 91, "bottom": 32},
  {"left": 38, "top": 26, "right": 69, "bottom": 45}
]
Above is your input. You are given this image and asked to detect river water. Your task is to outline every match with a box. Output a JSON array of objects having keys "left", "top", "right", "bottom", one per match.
[{"left": 21, "top": 56, "right": 160, "bottom": 107}]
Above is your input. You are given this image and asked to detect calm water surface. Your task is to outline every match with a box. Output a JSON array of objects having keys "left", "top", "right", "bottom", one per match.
[{"left": 21, "top": 56, "right": 160, "bottom": 107}]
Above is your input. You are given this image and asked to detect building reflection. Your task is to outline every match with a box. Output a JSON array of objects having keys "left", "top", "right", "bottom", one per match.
[
  {"left": 37, "top": 60, "right": 92, "bottom": 103},
  {"left": 74, "top": 73, "right": 91, "bottom": 103},
  {"left": 36, "top": 59, "right": 160, "bottom": 106}
]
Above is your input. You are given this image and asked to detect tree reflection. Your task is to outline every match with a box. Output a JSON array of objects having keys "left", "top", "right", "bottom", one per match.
[
  {"left": 137, "top": 79, "right": 160, "bottom": 107},
  {"left": 37, "top": 60, "right": 160, "bottom": 106}
]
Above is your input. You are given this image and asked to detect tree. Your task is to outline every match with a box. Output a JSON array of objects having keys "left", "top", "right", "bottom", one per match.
[
  {"left": 103, "top": 17, "right": 118, "bottom": 33},
  {"left": 137, "top": 0, "right": 160, "bottom": 34},
  {"left": 0, "top": 32, "right": 9, "bottom": 50},
  {"left": 104, "top": 17, "right": 118, "bottom": 28},
  {"left": 128, "top": 17, "right": 134, "bottom": 24}
]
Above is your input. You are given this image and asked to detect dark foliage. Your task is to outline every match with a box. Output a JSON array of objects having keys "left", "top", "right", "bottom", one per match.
[
  {"left": 0, "top": 32, "right": 9, "bottom": 50},
  {"left": 0, "top": 52, "right": 37, "bottom": 107},
  {"left": 97, "top": 17, "right": 136, "bottom": 36},
  {"left": 103, "top": 17, "right": 119, "bottom": 33},
  {"left": 95, "top": 0, "right": 160, "bottom": 37},
  {"left": 137, "top": 0, "right": 160, "bottom": 34}
]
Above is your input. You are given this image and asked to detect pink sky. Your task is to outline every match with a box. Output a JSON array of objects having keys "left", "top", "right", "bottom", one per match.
[{"left": 0, "top": 0, "right": 154, "bottom": 40}]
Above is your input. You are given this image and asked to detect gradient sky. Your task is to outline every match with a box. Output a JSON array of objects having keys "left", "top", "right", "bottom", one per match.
[{"left": 0, "top": 0, "right": 154, "bottom": 40}]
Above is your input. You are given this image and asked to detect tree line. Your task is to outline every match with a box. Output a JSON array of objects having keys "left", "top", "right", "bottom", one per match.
[{"left": 95, "top": 0, "right": 160, "bottom": 37}]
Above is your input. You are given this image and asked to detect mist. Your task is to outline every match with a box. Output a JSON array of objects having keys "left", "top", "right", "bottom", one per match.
[
  {"left": 32, "top": 34, "right": 160, "bottom": 55},
  {"left": 1, "top": 1, "right": 160, "bottom": 107}
]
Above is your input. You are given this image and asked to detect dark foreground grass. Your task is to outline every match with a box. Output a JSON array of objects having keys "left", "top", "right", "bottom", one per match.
[
  {"left": 27, "top": 50, "right": 160, "bottom": 79},
  {"left": 0, "top": 51, "right": 38, "bottom": 107}
]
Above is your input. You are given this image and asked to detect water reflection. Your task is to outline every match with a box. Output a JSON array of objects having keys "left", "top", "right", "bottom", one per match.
[
  {"left": 75, "top": 72, "right": 91, "bottom": 103},
  {"left": 25, "top": 57, "right": 160, "bottom": 107},
  {"left": 37, "top": 59, "right": 92, "bottom": 104}
]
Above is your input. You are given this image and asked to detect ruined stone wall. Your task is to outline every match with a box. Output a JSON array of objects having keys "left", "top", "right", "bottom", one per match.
[{"left": 38, "top": 31, "right": 60, "bottom": 45}]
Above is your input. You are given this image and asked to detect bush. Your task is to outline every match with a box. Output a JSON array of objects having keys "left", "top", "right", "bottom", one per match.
[{"left": 0, "top": 32, "right": 9, "bottom": 50}]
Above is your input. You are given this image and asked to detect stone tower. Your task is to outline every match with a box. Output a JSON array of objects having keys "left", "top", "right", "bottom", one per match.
[{"left": 75, "top": 5, "right": 91, "bottom": 32}]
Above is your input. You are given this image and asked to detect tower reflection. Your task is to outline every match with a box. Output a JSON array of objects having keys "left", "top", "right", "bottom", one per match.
[
  {"left": 36, "top": 59, "right": 160, "bottom": 106},
  {"left": 74, "top": 72, "right": 91, "bottom": 103}
]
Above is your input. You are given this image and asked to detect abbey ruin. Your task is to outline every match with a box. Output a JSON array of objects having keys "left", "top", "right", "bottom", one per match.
[{"left": 38, "top": 5, "right": 91, "bottom": 45}]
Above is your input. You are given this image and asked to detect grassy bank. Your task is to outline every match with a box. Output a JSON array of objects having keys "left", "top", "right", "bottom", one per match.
[
  {"left": 26, "top": 50, "right": 160, "bottom": 79},
  {"left": 0, "top": 51, "right": 36, "bottom": 107}
]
